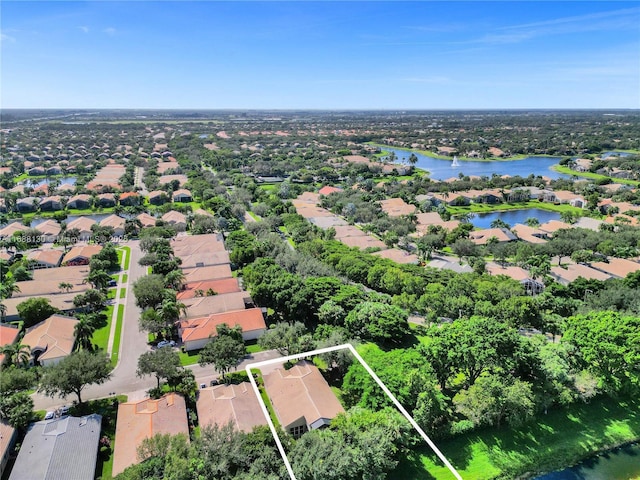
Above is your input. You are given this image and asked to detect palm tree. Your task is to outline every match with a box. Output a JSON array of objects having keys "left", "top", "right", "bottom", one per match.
[
  {"left": 1, "top": 342, "right": 32, "bottom": 367},
  {"left": 524, "top": 217, "right": 540, "bottom": 228},
  {"left": 59, "top": 282, "right": 73, "bottom": 294},
  {"left": 73, "top": 314, "right": 97, "bottom": 351},
  {"left": 164, "top": 270, "right": 186, "bottom": 291},
  {"left": 490, "top": 218, "right": 511, "bottom": 229}
]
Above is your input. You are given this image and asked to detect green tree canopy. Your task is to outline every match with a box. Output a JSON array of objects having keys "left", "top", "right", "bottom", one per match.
[{"left": 39, "top": 350, "right": 112, "bottom": 404}]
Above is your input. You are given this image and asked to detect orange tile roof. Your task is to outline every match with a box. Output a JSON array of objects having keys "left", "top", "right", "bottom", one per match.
[
  {"left": 21, "top": 314, "right": 79, "bottom": 363},
  {"left": 181, "top": 308, "right": 265, "bottom": 342},
  {"left": 263, "top": 361, "right": 344, "bottom": 431},
  {"left": 176, "top": 278, "right": 241, "bottom": 300},
  {"left": 196, "top": 383, "right": 268, "bottom": 433},
  {"left": 112, "top": 394, "right": 189, "bottom": 476}
]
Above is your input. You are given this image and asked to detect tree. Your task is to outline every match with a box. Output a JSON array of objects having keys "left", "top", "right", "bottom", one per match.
[
  {"left": 16, "top": 297, "right": 59, "bottom": 328},
  {"left": 73, "top": 289, "right": 107, "bottom": 312},
  {"left": 0, "top": 342, "right": 31, "bottom": 367},
  {"left": 133, "top": 274, "right": 167, "bottom": 310},
  {"left": 344, "top": 302, "right": 409, "bottom": 346},
  {"left": 563, "top": 311, "right": 640, "bottom": 394},
  {"left": 58, "top": 282, "right": 73, "bottom": 294},
  {"left": 137, "top": 347, "right": 181, "bottom": 389},
  {"left": 524, "top": 217, "right": 540, "bottom": 228},
  {"left": 258, "top": 321, "right": 315, "bottom": 356},
  {"left": 164, "top": 269, "right": 186, "bottom": 291},
  {"left": 91, "top": 224, "right": 115, "bottom": 244},
  {"left": 453, "top": 374, "right": 535, "bottom": 428},
  {"left": 74, "top": 314, "right": 98, "bottom": 351},
  {"left": 86, "top": 269, "right": 112, "bottom": 292},
  {"left": 199, "top": 328, "right": 246, "bottom": 380},
  {"left": 39, "top": 350, "right": 112, "bottom": 404},
  {"left": 0, "top": 391, "right": 34, "bottom": 429}
]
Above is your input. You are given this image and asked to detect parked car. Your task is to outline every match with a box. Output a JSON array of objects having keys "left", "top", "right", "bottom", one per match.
[
  {"left": 44, "top": 411, "right": 55, "bottom": 420},
  {"left": 59, "top": 406, "right": 69, "bottom": 416},
  {"left": 210, "top": 379, "right": 219, "bottom": 386},
  {"left": 157, "top": 340, "right": 176, "bottom": 348},
  {"left": 108, "top": 279, "right": 117, "bottom": 287},
  {"left": 199, "top": 383, "right": 206, "bottom": 389}
]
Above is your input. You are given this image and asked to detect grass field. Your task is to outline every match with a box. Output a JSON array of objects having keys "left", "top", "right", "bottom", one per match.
[
  {"left": 110, "top": 304, "right": 124, "bottom": 366},
  {"left": 394, "top": 396, "right": 640, "bottom": 480},
  {"left": 551, "top": 165, "right": 640, "bottom": 186},
  {"left": 118, "top": 246, "right": 131, "bottom": 270},
  {"left": 92, "top": 305, "right": 114, "bottom": 351},
  {"left": 179, "top": 348, "right": 201, "bottom": 366}
]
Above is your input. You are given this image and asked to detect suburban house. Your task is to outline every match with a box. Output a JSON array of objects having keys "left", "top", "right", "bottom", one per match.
[
  {"left": 379, "top": 197, "right": 417, "bottom": 217},
  {"left": 469, "top": 228, "right": 517, "bottom": 245},
  {"left": 34, "top": 219, "right": 62, "bottom": 243},
  {"left": 0, "top": 324, "right": 20, "bottom": 366},
  {"left": 180, "top": 291, "right": 253, "bottom": 319},
  {"left": 590, "top": 258, "right": 640, "bottom": 279},
  {"left": 136, "top": 212, "right": 158, "bottom": 228},
  {"left": 96, "top": 193, "right": 116, "bottom": 207},
  {"left": 372, "top": 248, "right": 420, "bottom": 264},
  {"left": 196, "top": 382, "right": 267, "bottom": 433},
  {"left": 9, "top": 414, "right": 102, "bottom": 480},
  {"left": 99, "top": 214, "right": 125, "bottom": 237},
  {"left": 511, "top": 224, "right": 549, "bottom": 244},
  {"left": 16, "top": 197, "right": 39, "bottom": 213},
  {"left": 550, "top": 263, "right": 612, "bottom": 285},
  {"left": 67, "top": 194, "right": 92, "bottom": 209},
  {"left": 180, "top": 308, "right": 267, "bottom": 351},
  {"left": 65, "top": 217, "right": 96, "bottom": 241},
  {"left": 172, "top": 189, "right": 192, "bottom": 203},
  {"left": 263, "top": 361, "right": 345, "bottom": 438},
  {"left": 119, "top": 191, "right": 140, "bottom": 206},
  {"left": 112, "top": 393, "right": 189, "bottom": 477},
  {"left": 179, "top": 250, "right": 231, "bottom": 269},
  {"left": 182, "top": 264, "right": 233, "bottom": 283},
  {"left": 62, "top": 244, "right": 103, "bottom": 266},
  {"left": 21, "top": 314, "right": 79, "bottom": 366},
  {"left": 170, "top": 233, "right": 226, "bottom": 255},
  {"left": 148, "top": 190, "right": 169, "bottom": 205},
  {"left": 38, "top": 196, "right": 63, "bottom": 211},
  {"left": 27, "top": 249, "right": 64, "bottom": 269},
  {"left": 176, "top": 278, "right": 242, "bottom": 300},
  {"left": 161, "top": 210, "right": 187, "bottom": 231},
  {"left": 0, "top": 222, "right": 28, "bottom": 240},
  {"left": 0, "top": 420, "right": 17, "bottom": 478},
  {"left": 318, "top": 185, "right": 343, "bottom": 196}
]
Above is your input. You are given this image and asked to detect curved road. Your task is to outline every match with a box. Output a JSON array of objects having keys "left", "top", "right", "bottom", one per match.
[{"left": 33, "top": 240, "right": 280, "bottom": 410}]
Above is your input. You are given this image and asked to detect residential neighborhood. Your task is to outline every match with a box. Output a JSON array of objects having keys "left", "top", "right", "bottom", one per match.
[{"left": 1, "top": 109, "right": 639, "bottom": 480}]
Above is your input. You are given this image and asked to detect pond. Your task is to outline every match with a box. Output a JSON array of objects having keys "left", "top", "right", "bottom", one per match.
[
  {"left": 21, "top": 177, "right": 77, "bottom": 188},
  {"left": 536, "top": 442, "right": 640, "bottom": 480},
  {"left": 29, "top": 213, "right": 134, "bottom": 228},
  {"left": 471, "top": 209, "right": 561, "bottom": 229},
  {"left": 377, "top": 146, "right": 566, "bottom": 181}
]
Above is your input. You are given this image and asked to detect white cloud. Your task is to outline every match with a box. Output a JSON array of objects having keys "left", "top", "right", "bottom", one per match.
[
  {"left": 104, "top": 27, "right": 116, "bottom": 36},
  {"left": 78, "top": 26, "right": 89, "bottom": 34},
  {"left": 0, "top": 32, "right": 16, "bottom": 43}
]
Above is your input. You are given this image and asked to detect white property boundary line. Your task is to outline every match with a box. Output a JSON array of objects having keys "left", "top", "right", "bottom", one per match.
[{"left": 245, "top": 343, "right": 463, "bottom": 480}]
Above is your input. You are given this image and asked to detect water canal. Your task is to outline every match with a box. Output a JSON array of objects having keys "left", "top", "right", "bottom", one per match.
[{"left": 535, "top": 442, "right": 640, "bottom": 480}]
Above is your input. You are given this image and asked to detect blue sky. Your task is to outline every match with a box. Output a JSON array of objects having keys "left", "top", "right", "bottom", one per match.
[{"left": 2, "top": 1, "right": 639, "bottom": 109}]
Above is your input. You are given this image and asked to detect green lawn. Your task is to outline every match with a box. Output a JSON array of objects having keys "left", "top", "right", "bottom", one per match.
[
  {"left": 121, "top": 274, "right": 128, "bottom": 283},
  {"left": 247, "top": 211, "right": 260, "bottom": 221},
  {"left": 551, "top": 165, "right": 640, "bottom": 186},
  {"left": 118, "top": 246, "right": 131, "bottom": 270},
  {"left": 110, "top": 305, "right": 124, "bottom": 366},
  {"left": 246, "top": 343, "right": 264, "bottom": 354},
  {"left": 119, "top": 288, "right": 126, "bottom": 299},
  {"left": 395, "top": 396, "right": 640, "bottom": 480},
  {"left": 92, "top": 305, "right": 114, "bottom": 351},
  {"left": 179, "top": 348, "right": 201, "bottom": 366}
]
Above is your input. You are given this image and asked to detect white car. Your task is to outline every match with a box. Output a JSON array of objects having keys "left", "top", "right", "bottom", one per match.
[{"left": 44, "top": 411, "right": 55, "bottom": 420}]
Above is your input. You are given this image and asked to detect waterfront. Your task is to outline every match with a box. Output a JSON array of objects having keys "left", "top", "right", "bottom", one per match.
[
  {"left": 536, "top": 442, "right": 640, "bottom": 480},
  {"left": 472, "top": 208, "right": 561, "bottom": 229}
]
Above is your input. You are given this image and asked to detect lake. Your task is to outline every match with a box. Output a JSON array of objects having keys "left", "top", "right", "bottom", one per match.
[
  {"left": 536, "top": 442, "right": 640, "bottom": 480},
  {"left": 378, "top": 146, "right": 567, "bottom": 181},
  {"left": 472, "top": 209, "right": 561, "bottom": 229}
]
